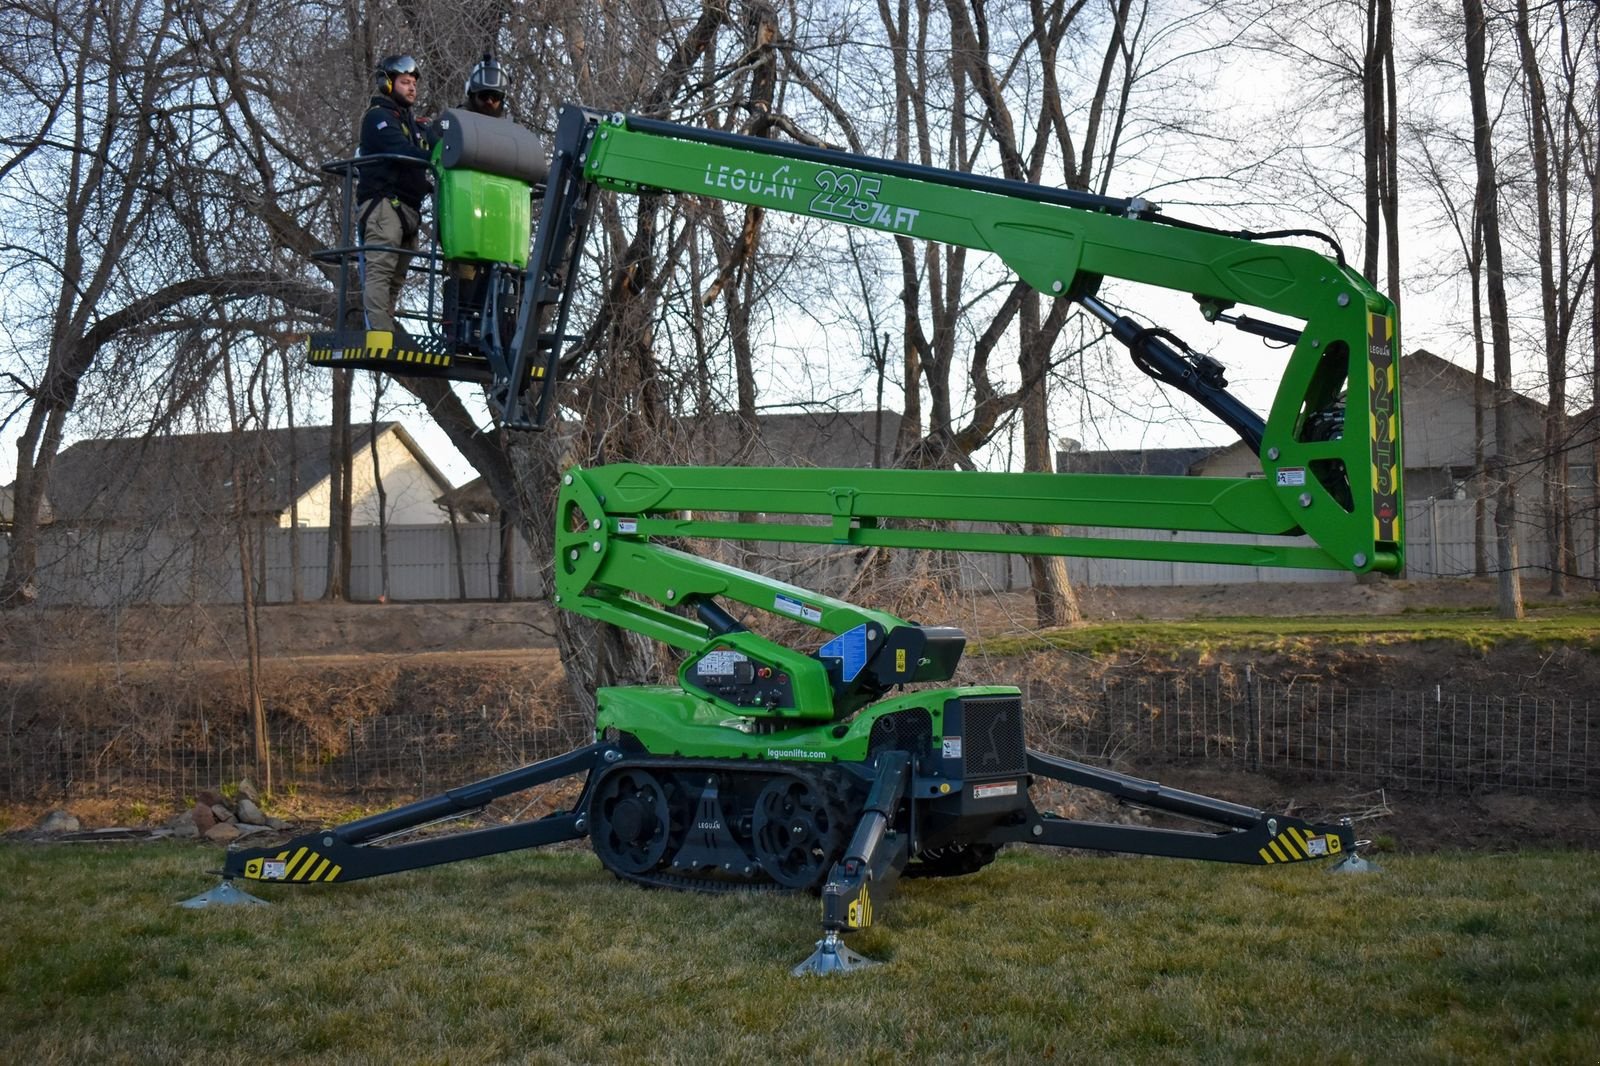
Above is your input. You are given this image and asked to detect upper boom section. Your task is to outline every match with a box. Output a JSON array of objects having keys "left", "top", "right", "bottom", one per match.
[{"left": 518, "top": 106, "right": 1400, "bottom": 574}]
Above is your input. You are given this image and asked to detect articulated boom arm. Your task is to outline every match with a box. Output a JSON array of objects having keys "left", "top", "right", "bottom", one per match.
[
  {"left": 521, "top": 105, "right": 1401, "bottom": 567},
  {"left": 555, "top": 452, "right": 1393, "bottom": 725},
  {"left": 202, "top": 108, "right": 1393, "bottom": 928},
  {"left": 521, "top": 104, "right": 1404, "bottom": 725},
  {"left": 310, "top": 101, "right": 1406, "bottom": 718}
]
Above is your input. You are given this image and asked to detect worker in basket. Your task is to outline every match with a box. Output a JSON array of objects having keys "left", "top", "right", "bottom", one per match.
[
  {"left": 441, "top": 53, "right": 512, "bottom": 338},
  {"left": 355, "top": 53, "right": 434, "bottom": 336}
]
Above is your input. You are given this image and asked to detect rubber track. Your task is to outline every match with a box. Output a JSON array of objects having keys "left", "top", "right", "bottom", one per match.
[{"left": 590, "top": 757, "right": 855, "bottom": 895}]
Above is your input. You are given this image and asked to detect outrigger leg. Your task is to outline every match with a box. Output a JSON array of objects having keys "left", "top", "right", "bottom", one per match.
[
  {"left": 794, "top": 751, "right": 912, "bottom": 976},
  {"left": 1016, "top": 749, "right": 1365, "bottom": 867},
  {"left": 178, "top": 741, "right": 618, "bottom": 907}
]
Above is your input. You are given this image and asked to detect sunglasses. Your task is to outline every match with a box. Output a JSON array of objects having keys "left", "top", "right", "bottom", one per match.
[{"left": 474, "top": 92, "right": 504, "bottom": 105}]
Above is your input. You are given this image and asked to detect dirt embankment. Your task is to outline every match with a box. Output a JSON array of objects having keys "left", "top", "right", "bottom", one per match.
[
  {"left": 6, "top": 578, "right": 1600, "bottom": 732},
  {"left": 0, "top": 600, "right": 560, "bottom": 668},
  {"left": 3, "top": 579, "right": 1597, "bottom": 850}
]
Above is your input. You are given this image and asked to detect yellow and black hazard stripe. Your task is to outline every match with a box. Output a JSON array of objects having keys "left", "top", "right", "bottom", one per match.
[
  {"left": 241, "top": 845, "right": 343, "bottom": 883},
  {"left": 1367, "top": 311, "right": 1400, "bottom": 546},
  {"left": 846, "top": 883, "right": 873, "bottom": 930},
  {"left": 1257, "top": 824, "right": 1344, "bottom": 864},
  {"left": 307, "top": 331, "right": 454, "bottom": 369}
]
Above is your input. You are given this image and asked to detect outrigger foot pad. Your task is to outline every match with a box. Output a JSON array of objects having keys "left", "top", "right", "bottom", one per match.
[
  {"left": 793, "top": 932, "right": 879, "bottom": 977},
  {"left": 178, "top": 879, "right": 270, "bottom": 908},
  {"left": 1327, "top": 851, "right": 1380, "bottom": 874}
]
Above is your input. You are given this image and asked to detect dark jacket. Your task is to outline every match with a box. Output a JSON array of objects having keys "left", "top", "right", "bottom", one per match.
[{"left": 356, "top": 94, "right": 433, "bottom": 209}]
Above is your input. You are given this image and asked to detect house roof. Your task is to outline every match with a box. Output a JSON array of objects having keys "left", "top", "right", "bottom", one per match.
[
  {"left": 1402, "top": 349, "right": 1546, "bottom": 419},
  {"left": 438, "top": 409, "right": 905, "bottom": 517},
  {"left": 47, "top": 423, "right": 447, "bottom": 526},
  {"left": 1054, "top": 446, "right": 1217, "bottom": 477},
  {"left": 684, "top": 410, "right": 904, "bottom": 469},
  {"left": 0, "top": 482, "right": 53, "bottom": 529}
]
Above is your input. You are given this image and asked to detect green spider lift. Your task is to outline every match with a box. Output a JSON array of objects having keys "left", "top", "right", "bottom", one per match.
[{"left": 197, "top": 105, "right": 1401, "bottom": 975}]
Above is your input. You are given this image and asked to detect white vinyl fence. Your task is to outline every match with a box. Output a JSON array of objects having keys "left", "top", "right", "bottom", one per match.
[{"left": 0, "top": 498, "right": 1586, "bottom": 607}]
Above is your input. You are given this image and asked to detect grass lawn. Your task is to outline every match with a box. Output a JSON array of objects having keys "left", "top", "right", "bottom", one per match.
[{"left": 1, "top": 843, "right": 1595, "bottom": 1064}]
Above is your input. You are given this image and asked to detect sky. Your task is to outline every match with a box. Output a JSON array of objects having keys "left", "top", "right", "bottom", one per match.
[
  {"left": 0, "top": 184, "right": 1472, "bottom": 494},
  {"left": 0, "top": 19, "right": 1502, "bottom": 494}
]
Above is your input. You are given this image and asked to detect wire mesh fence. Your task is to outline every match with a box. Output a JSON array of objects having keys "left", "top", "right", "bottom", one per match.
[
  {"left": 3, "top": 674, "right": 1594, "bottom": 807},
  {"left": 1027, "top": 672, "right": 1595, "bottom": 796},
  {"left": 2, "top": 706, "right": 596, "bottom": 809}
]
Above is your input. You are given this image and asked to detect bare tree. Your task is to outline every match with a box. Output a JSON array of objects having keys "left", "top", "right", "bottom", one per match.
[
  {"left": 369, "top": 380, "right": 392, "bottom": 603},
  {"left": 0, "top": 0, "right": 329, "bottom": 607},
  {"left": 1511, "top": 0, "right": 1598, "bottom": 595},
  {"left": 219, "top": 337, "right": 272, "bottom": 792},
  {"left": 1465, "top": 0, "right": 1525, "bottom": 618},
  {"left": 1587, "top": 6, "right": 1600, "bottom": 587}
]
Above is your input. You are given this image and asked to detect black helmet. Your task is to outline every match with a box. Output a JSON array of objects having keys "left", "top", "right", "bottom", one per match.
[
  {"left": 375, "top": 54, "right": 420, "bottom": 94},
  {"left": 464, "top": 52, "right": 507, "bottom": 99}
]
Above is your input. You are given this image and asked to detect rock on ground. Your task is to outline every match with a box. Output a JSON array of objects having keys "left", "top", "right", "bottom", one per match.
[
  {"left": 203, "top": 822, "right": 242, "bottom": 843},
  {"left": 35, "top": 809, "right": 80, "bottom": 833}
]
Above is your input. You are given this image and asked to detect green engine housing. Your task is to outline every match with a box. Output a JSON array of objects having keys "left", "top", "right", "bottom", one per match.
[
  {"left": 435, "top": 165, "right": 532, "bottom": 266},
  {"left": 595, "top": 683, "right": 1023, "bottom": 771}
]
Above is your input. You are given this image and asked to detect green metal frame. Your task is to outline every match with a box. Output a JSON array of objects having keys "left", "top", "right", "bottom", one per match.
[
  {"left": 309, "top": 104, "right": 1405, "bottom": 736},
  {"left": 539, "top": 109, "right": 1405, "bottom": 738},
  {"left": 212, "top": 107, "right": 1398, "bottom": 907},
  {"left": 576, "top": 113, "right": 1401, "bottom": 569}
]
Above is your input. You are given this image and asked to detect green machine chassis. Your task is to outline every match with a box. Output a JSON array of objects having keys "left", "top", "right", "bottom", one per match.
[{"left": 212, "top": 105, "right": 1400, "bottom": 974}]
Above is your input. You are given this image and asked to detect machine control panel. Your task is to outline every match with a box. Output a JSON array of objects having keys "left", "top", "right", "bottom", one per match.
[{"left": 684, "top": 647, "right": 797, "bottom": 710}]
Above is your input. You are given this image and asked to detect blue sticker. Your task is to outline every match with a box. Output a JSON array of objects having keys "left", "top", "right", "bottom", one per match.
[{"left": 818, "top": 625, "right": 870, "bottom": 683}]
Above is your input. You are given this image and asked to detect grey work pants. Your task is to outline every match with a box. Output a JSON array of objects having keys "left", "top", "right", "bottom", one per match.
[{"left": 358, "top": 197, "right": 421, "bottom": 334}]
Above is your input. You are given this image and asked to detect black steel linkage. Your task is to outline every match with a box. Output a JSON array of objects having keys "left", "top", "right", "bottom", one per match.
[
  {"left": 501, "top": 105, "right": 604, "bottom": 429},
  {"left": 623, "top": 115, "right": 1142, "bottom": 218},
  {"left": 1019, "top": 749, "right": 1356, "bottom": 864},
  {"left": 335, "top": 740, "right": 613, "bottom": 844},
  {"left": 820, "top": 750, "right": 912, "bottom": 933},
  {"left": 228, "top": 810, "right": 592, "bottom": 884},
  {"left": 1077, "top": 293, "right": 1267, "bottom": 454},
  {"left": 221, "top": 742, "right": 616, "bottom": 884},
  {"left": 1021, "top": 811, "right": 1353, "bottom": 865},
  {"left": 1218, "top": 311, "right": 1304, "bottom": 346},
  {"left": 1026, "top": 749, "right": 1264, "bottom": 828}
]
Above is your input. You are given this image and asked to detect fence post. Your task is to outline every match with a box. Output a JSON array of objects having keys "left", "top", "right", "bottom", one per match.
[
  {"left": 1429, "top": 497, "right": 1441, "bottom": 576},
  {"left": 1245, "top": 665, "right": 1258, "bottom": 770}
]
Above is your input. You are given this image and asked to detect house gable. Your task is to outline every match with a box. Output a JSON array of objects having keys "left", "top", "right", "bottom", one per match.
[
  {"left": 289, "top": 425, "right": 456, "bottom": 527},
  {"left": 49, "top": 423, "right": 456, "bottom": 529},
  {"left": 1190, "top": 351, "right": 1546, "bottom": 496}
]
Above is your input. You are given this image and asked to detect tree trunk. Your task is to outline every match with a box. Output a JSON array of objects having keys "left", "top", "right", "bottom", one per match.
[
  {"left": 1515, "top": 0, "right": 1568, "bottom": 596},
  {"left": 498, "top": 510, "right": 515, "bottom": 602},
  {"left": 282, "top": 349, "right": 303, "bottom": 603},
  {"left": 1470, "top": 221, "right": 1489, "bottom": 577},
  {"left": 236, "top": 509, "right": 270, "bottom": 795},
  {"left": 1592, "top": 7, "right": 1600, "bottom": 588},
  {"left": 339, "top": 407, "right": 354, "bottom": 598},
  {"left": 1380, "top": 0, "right": 1401, "bottom": 317},
  {"left": 1019, "top": 295, "right": 1080, "bottom": 627},
  {"left": 1465, "top": 0, "right": 1525, "bottom": 619},
  {"left": 447, "top": 507, "right": 468, "bottom": 600},
  {"left": 322, "top": 370, "right": 350, "bottom": 600},
  {"left": 369, "top": 392, "right": 390, "bottom": 604}
]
